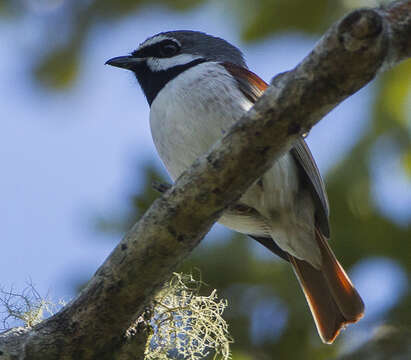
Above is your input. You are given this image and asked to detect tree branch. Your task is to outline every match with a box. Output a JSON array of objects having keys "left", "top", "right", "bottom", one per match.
[{"left": 1, "top": 1, "right": 410, "bottom": 359}]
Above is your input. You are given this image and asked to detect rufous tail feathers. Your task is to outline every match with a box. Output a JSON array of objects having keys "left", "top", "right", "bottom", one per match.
[{"left": 289, "top": 229, "right": 364, "bottom": 344}]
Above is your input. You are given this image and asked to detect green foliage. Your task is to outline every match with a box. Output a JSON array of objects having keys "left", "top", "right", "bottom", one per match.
[
  {"left": 234, "top": 0, "right": 341, "bottom": 41},
  {"left": 403, "top": 148, "right": 411, "bottom": 177},
  {"left": 375, "top": 61, "right": 411, "bottom": 132},
  {"left": 91, "top": 0, "right": 145, "bottom": 19},
  {"left": 34, "top": 46, "right": 80, "bottom": 89},
  {"left": 161, "top": 0, "right": 205, "bottom": 11}
]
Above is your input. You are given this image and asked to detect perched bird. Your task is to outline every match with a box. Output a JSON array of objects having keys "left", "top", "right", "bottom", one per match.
[{"left": 106, "top": 30, "right": 364, "bottom": 343}]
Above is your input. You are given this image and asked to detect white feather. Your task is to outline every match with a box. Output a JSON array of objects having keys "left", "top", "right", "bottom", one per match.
[
  {"left": 139, "top": 34, "right": 181, "bottom": 48},
  {"left": 146, "top": 54, "right": 203, "bottom": 72},
  {"left": 136, "top": 34, "right": 202, "bottom": 72}
]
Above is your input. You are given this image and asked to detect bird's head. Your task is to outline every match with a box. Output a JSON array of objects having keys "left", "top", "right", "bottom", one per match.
[{"left": 106, "top": 30, "right": 246, "bottom": 104}]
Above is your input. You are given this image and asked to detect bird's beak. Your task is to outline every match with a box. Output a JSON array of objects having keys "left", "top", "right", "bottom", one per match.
[{"left": 105, "top": 56, "right": 138, "bottom": 70}]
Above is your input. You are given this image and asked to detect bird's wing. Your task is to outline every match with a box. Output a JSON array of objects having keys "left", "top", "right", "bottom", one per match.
[
  {"left": 221, "top": 62, "right": 267, "bottom": 103},
  {"left": 291, "top": 138, "right": 330, "bottom": 236},
  {"left": 221, "top": 61, "right": 330, "bottom": 237}
]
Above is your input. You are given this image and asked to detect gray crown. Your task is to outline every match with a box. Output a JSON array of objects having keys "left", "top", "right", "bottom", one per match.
[{"left": 145, "top": 30, "right": 247, "bottom": 68}]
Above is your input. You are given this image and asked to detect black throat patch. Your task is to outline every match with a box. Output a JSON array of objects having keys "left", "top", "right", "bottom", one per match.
[{"left": 132, "top": 58, "right": 207, "bottom": 106}]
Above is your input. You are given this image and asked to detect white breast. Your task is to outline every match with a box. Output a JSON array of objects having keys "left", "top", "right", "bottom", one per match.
[{"left": 150, "top": 62, "right": 253, "bottom": 180}]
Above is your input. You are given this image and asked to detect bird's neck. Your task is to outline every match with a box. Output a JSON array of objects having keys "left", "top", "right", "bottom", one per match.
[{"left": 133, "top": 59, "right": 207, "bottom": 105}]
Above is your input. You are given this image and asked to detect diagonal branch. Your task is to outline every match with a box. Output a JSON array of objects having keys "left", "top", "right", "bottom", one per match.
[{"left": 1, "top": 1, "right": 410, "bottom": 359}]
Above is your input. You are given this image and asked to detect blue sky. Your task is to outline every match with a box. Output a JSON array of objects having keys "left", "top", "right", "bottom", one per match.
[{"left": 0, "top": 1, "right": 409, "bottom": 340}]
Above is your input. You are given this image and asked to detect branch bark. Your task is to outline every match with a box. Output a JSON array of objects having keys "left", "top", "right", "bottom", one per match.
[{"left": 1, "top": 1, "right": 410, "bottom": 359}]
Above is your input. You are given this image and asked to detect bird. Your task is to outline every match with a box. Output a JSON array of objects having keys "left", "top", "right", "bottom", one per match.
[{"left": 106, "top": 30, "right": 364, "bottom": 344}]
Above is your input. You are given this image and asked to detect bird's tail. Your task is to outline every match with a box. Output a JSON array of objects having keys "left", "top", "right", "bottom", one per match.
[{"left": 288, "top": 229, "right": 364, "bottom": 344}]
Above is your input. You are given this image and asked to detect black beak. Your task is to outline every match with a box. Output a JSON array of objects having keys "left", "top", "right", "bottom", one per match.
[{"left": 105, "top": 56, "right": 136, "bottom": 70}]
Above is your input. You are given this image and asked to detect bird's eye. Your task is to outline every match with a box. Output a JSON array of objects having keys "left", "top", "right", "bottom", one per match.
[{"left": 158, "top": 42, "right": 180, "bottom": 58}]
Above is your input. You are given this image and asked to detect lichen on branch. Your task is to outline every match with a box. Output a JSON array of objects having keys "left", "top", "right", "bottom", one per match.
[{"left": 145, "top": 273, "right": 232, "bottom": 360}]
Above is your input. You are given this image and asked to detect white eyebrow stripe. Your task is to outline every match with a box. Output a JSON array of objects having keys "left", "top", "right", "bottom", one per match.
[
  {"left": 139, "top": 35, "right": 181, "bottom": 49},
  {"left": 146, "top": 54, "right": 203, "bottom": 72}
]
